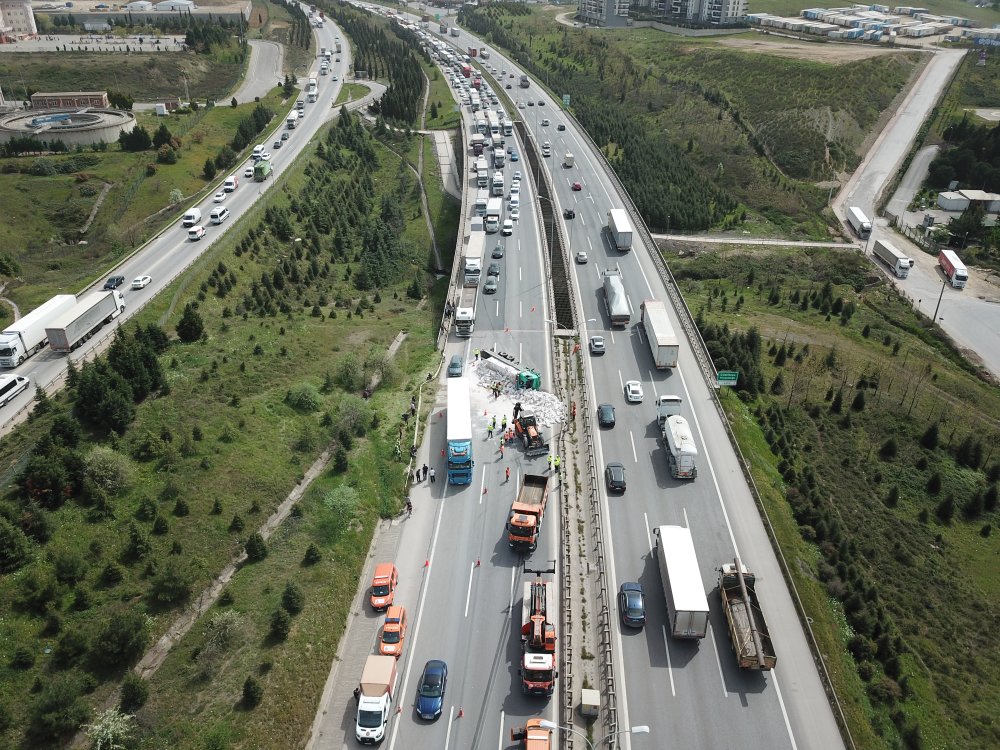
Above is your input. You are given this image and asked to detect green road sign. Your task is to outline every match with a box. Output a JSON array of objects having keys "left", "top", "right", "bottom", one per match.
[
  {"left": 717, "top": 371, "right": 739, "bottom": 387},
  {"left": 562, "top": 94, "right": 571, "bottom": 108}
]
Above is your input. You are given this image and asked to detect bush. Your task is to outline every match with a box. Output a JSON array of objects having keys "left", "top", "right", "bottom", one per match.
[
  {"left": 149, "top": 556, "right": 195, "bottom": 604},
  {"left": 11, "top": 644, "right": 36, "bottom": 669},
  {"left": 244, "top": 532, "right": 267, "bottom": 561},
  {"left": 0, "top": 516, "right": 33, "bottom": 573},
  {"left": 879, "top": 438, "right": 898, "bottom": 460},
  {"left": 84, "top": 445, "right": 135, "bottom": 496},
  {"left": 176, "top": 303, "right": 205, "bottom": 343},
  {"left": 926, "top": 472, "right": 942, "bottom": 495},
  {"left": 867, "top": 676, "right": 902, "bottom": 705},
  {"left": 242, "top": 676, "right": 263, "bottom": 708},
  {"left": 26, "top": 673, "right": 91, "bottom": 741},
  {"left": 270, "top": 608, "right": 291, "bottom": 641},
  {"left": 119, "top": 672, "right": 149, "bottom": 712},
  {"left": 286, "top": 383, "right": 321, "bottom": 412},
  {"left": 281, "top": 581, "right": 305, "bottom": 615},
  {"left": 303, "top": 543, "right": 322, "bottom": 565},
  {"left": 921, "top": 423, "right": 939, "bottom": 450},
  {"left": 90, "top": 608, "right": 149, "bottom": 667}
]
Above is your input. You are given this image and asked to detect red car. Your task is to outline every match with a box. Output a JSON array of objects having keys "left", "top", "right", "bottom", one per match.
[{"left": 571, "top": 182, "right": 582, "bottom": 191}]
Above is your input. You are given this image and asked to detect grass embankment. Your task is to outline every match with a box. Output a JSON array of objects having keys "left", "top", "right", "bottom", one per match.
[
  {"left": 0, "top": 83, "right": 290, "bottom": 315},
  {"left": 461, "top": 4, "right": 919, "bottom": 236},
  {"left": 671, "top": 245, "right": 1000, "bottom": 749},
  {"left": 422, "top": 60, "right": 461, "bottom": 130},
  {"left": 0, "top": 109, "right": 446, "bottom": 748},
  {"left": 0, "top": 48, "right": 243, "bottom": 103},
  {"left": 334, "top": 82, "right": 370, "bottom": 106}
]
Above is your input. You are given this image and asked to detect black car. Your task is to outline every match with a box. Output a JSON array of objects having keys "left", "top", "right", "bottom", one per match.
[
  {"left": 562, "top": 208, "right": 575, "bottom": 220},
  {"left": 597, "top": 403, "right": 615, "bottom": 428},
  {"left": 605, "top": 462, "right": 626, "bottom": 492},
  {"left": 103, "top": 275, "right": 125, "bottom": 290},
  {"left": 538, "top": 100, "right": 545, "bottom": 106},
  {"left": 506, "top": 83, "right": 512, "bottom": 89},
  {"left": 618, "top": 582, "right": 645, "bottom": 628},
  {"left": 492, "top": 243, "right": 505, "bottom": 259},
  {"left": 487, "top": 261, "right": 501, "bottom": 277},
  {"left": 557, "top": 124, "right": 566, "bottom": 131}
]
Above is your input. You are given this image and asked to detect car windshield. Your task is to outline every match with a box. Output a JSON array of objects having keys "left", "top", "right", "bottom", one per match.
[
  {"left": 419, "top": 675, "right": 443, "bottom": 697},
  {"left": 372, "top": 585, "right": 389, "bottom": 596},
  {"left": 357, "top": 709, "right": 384, "bottom": 728},
  {"left": 382, "top": 631, "right": 400, "bottom": 644}
]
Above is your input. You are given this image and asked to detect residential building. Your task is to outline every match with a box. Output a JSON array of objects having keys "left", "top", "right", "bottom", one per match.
[
  {"left": 578, "top": 0, "right": 631, "bottom": 27},
  {"left": 0, "top": 0, "right": 37, "bottom": 41}
]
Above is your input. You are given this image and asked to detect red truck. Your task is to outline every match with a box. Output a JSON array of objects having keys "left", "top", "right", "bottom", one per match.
[
  {"left": 461, "top": 63, "right": 471, "bottom": 79},
  {"left": 467, "top": 46, "right": 478, "bottom": 57}
]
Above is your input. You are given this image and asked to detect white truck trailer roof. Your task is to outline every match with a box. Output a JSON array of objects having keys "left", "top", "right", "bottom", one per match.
[{"left": 656, "top": 525, "right": 709, "bottom": 614}]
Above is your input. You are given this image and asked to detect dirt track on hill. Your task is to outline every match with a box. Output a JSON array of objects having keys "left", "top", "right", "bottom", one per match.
[{"left": 717, "top": 37, "right": 901, "bottom": 64}]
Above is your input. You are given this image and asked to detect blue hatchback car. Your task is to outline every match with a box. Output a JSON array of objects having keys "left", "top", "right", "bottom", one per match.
[
  {"left": 417, "top": 659, "right": 448, "bottom": 720},
  {"left": 510, "top": 151, "right": 519, "bottom": 162}
]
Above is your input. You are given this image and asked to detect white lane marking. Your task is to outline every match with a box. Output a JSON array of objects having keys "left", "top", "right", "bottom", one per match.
[
  {"left": 496, "top": 709, "right": 505, "bottom": 750},
  {"left": 508, "top": 566, "right": 517, "bottom": 613},
  {"left": 479, "top": 468, "right": 487, "bottom": 506},
  {"left": 587, "top": 236, "right": 593, "bottom": 251},
  {"left": 618, "top": 370, "right": 625, "bottom": 392},
  {"left": 445, "top": 706, "right": 455, "bottom": 750},
  {"left": 662, "top": 624, "right": 676, "bottom": 697},
  {"left": 772, "top": 671, "right": 799, "bottom": 750},
  {"left": 630, "top": 431, "right": 637, "bottom": 464},
  {"left": 387, "top": 496, "right": 446, "bottom": 750},
  {"left": 464, "top": 559, "right": 476, "bottom": 618},
  {"left": 708, "top": 623, "right": 729, "bottom": 698}
]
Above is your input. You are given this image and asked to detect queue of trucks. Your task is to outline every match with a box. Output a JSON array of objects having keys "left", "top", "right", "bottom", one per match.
[{"left": 0, "top": 290, "right": 126, "bottom": 367}]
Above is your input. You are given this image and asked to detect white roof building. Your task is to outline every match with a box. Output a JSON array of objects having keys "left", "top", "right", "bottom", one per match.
[
  {"left": 154, "top": 0, "right": 196, "bottom": 10},
  {"left": 122, "top": 1, "right": 154, "bottom": 10}
]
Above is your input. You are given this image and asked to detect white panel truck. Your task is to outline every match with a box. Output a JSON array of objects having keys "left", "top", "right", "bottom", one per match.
[
  {"left": 0, "top": 294, "right": 76, "bottom": 367},
  {"left": 847, "top": 206, "right": 872, "bottom": 239},
  {"left": 355, "top": 655, "right": 398, "bottom": 745},
  {"left": 872, "top": 239, "right": 911, "bottom": 279},
  {"left": 45, "top": 291, "right": 126, "bottom": 353},
  {"left": 654, "top": 525, "right": 709, "bottom": 639},
  {"left": 640, "top": 299, "right": 679, "bottom": 369},
  {"left": 606, "top": 208, "right": 633, "bottom": 252}
]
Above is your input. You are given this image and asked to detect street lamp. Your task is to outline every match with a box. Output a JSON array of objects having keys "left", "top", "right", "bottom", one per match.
[{"left": 539, "top": 720, "right": 650, "bottom": 749}]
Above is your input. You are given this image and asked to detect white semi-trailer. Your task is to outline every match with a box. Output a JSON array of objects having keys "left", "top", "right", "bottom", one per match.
[
  {"left": 640, "top": 299, "right": 679, "bottom": 369},
  {"left": 606, "top": 208, "right": 633, "bottom": 252},
  {"left": 847, "top": 206, "right": 872, "bottom": 239},
  {"left": 0, "top": 294, "right": 77, "bottom": 367},
  {"left": 654, "top": 525, "right": 709, "bottom": 639},
  {"left": 872, "top": 239, "right": 911, "bottom": 279},
  {"left": 45, "top": 291, "right": 126, "bottom": 353}
]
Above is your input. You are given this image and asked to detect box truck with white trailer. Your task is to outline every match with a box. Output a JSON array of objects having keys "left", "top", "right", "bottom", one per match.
[
  {"left": 0, "top": 294, "right": 77, "bottom": 367},
  {"left": 654, "top": 525, "right": 709, "bottom": 639},
  {"left": 603, "top": 269, "right": 630, "bottom": 327},
  {"left": 640, "top": 299, "right": 679, "bottom": 369},
  {"left": 939, "top": 248, "right": 968, "bottom": 289},
  {"left": 45, "top": 291, "right": 126, "bottom": 353},
  {"left": 606, "top": 208, "right": 633, "bottom": 252},
  {"left": 847, "top": 206, "right": 872, "bottom": 239},
  {"left": 872, "top": 239, "right": 911, "bottom": 279}
]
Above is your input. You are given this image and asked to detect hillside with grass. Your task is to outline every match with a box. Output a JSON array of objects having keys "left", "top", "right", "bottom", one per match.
[
  {"left": 0, "top": 106, "right": 456, "bottom": 747},
  {"left": 460, "top": 3, "right": 921, "bottom": 236},
  {"left": 669, "top": 244, "right": 1000, "bottom": 749}
]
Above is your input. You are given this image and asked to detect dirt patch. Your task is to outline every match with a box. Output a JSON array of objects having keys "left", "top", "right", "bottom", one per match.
[{"left": 717, "top": 37, "right": 899, "bottom": 64}]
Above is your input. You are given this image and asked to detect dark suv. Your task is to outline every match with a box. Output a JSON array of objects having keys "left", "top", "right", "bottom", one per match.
[
  {"left": 605, "top": 462, "right": 626, "bottom": 492},
  {"left": 103, "top": 275, "right": 125, "bottom": 290}
]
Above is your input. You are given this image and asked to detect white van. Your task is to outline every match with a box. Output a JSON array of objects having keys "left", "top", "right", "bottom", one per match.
[
  {"left": 508, "top": 195, "right": 520, "bottom": 211},
  {"left": 182, "top": 207, "right": 202, "bottom": 227},
  {"left": 0, "top": 373, "right": 30, "bottom": 407},
  {"left": 209, "top": 207, "right": 230, "bottom": 225},
  {"left": 252, "top": 144, "right": 265, "bottom": 160},
  {"left": 224, "top": 175, "right": 239, "bottom": 192},
  {"left": 188, "top": 225, "right": 206, "bottom": 241}
]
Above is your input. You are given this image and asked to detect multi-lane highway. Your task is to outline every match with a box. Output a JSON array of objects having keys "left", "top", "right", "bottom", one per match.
[
  {"left": 0, "top": 17, "right": 355, "bottom": 436},
  {"left": 335, "top": 6, "right": 845, "bottom": 750}
]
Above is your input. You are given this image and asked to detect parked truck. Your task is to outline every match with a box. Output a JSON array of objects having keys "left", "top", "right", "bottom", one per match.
[
  {"left": 507, "top": 474, "right": 550, "bottom": 552},
  {"left": 939, "top": 248, "right": 968, "bottom": 289},
  {"left": 603, "top": 269, "right": 630, "bottom": 327},
  {"left": 355, "top": 654, "right": 399, "bottom": 745},
  {"left": 654, "top": 525, "right": 709, "bottom": 639},
  {"left": 45, "top": 291, "right": 125, "bottom": 353},
  {"left": 463, "top": 230, "right": 485, "bottom": 286},
  {"left": 847, "top": 206, "right": 872, "bottom": 239},
  {"left": 253, "top": 160, "right": 272, "bottom": 182},
  {"left": 520, "top": 573, "right": 558, "bottom": 696},
  {"left": 872, "top": 239, "right": 911, "bottom": 279},
  {"left": 446, "top": 378, "right": 474, "bottom": 484},
  {"left": 719, "top": 559, "right": 777, "bottom": 671},
  {"left": 511, "top": 718, "right": 553, "bottom": 749},
  {"left": 606, "top": 208, "right": 633, "bottom": 252},
  {"left": 485, "top": 197, "right": 503, "bottom": 233},
  {"left": 0, "top": 294, "right": 77, "bottom": 367},
  {"left": 640, "top": 299, "right": 679, "bottom": 369},
  {"left": 454, "top": 286, "right": 477, "bottom": 337}
]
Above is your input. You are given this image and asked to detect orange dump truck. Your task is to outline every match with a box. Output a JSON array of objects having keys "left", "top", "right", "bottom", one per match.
[{"left": 506, "top": 474, "right": 550, "bottom": 552}]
